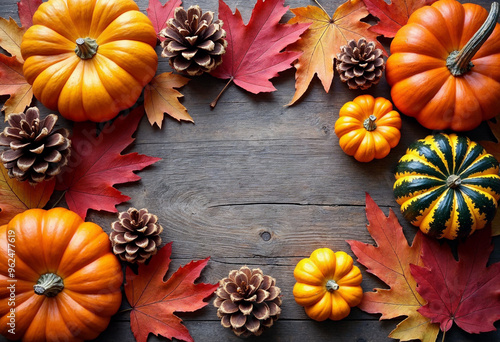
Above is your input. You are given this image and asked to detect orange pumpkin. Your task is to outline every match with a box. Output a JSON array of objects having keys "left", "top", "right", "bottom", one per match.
[
  {"left": 334, "top": 94, "right": 402, "bottom": 162},
  {"left": 293, "top": 248, "right": 363, "bottom": 321},
  {"left": 0, "top": 208, "right": 123, "bottom": 341},
  {"left": 21, "top": 0, "right": 158, "bottom": 122},
  {"left": 386, "top": 0, "right": 500, "bottom": 131}
]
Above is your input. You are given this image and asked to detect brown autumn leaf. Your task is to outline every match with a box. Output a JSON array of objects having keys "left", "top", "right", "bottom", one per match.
[
  {"left": 285, "top": 0, "right": 386, "bottom": 105},
  {"left": 0, "top": 54, "right": 33, "bottom": 116},
  {"left": 347, "top": 193, "right": 440, "bottom": 342},
  {"left": 0, "top": 164, "right": 55, "bottom": 225},
  {"left": 144, "top": 72, "right": 192, "bottom": 128},
  {"left": 479, "top": 117, "right": 500, "bottom": 236},
  {"left": 0, "top": 17, "right": 25, "bottom": 63}
]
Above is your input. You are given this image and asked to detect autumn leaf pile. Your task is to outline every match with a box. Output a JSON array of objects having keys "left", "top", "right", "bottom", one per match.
[{"left": 1, "top": 0, "right": 500, "bottom": 342}]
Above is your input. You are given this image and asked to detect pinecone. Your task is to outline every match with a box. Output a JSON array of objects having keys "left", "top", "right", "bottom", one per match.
[
  {"left": 160, "top": 5, "right": 227, "bottom": 76},
  {"left": 110, "top": 208, "right": 163, "bottom": 263},
  {"left": 214, "top": 266, "right": 282, "bottom": 337},
  {"left": 336, "top": 38, "right": 385, "bottom": 90},
  {"left": 0, "top": 107, "right": 70, "bottom": 184}
]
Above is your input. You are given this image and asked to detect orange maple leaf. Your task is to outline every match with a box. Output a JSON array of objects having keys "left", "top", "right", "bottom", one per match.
[
  {"left": 0, "top": 17, "right": 25, "bottom": 63},
  {"left": 286, "top": 0, "right": 386, "bottom": 105},
  {"left": 0, "top": 164, "right": 55, "bottom": 225},
  {"left": 144, "top": 72, "right": 192, "bottom": 128},
  {"left": 347, "top": 194, "right": 440, "bottom": 342},
  {"left": 479, "top": 117, "right": 500, "bottom": 236},
  {"left": 0, "top": 54, "right": 33, "bottom": 117}
]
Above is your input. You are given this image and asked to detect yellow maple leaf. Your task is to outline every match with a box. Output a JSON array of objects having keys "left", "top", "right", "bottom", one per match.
[
  {"left": 286, "top": 0, "right": 385, "bottom": 105},
  {"left": 144, "top": 72, "right": 192, "bottom": 128},
  {"left": 0, "top": 17, "right": 25, "bottom": 63},
  {"left": 0, "top": 54, "right": 33, "bottom": 117}
]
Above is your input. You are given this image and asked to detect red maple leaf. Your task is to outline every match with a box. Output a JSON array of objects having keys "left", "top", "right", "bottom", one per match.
[
  {"left": 411, "top": 227, "right": 500, "bottom": 334},
  {"left": 125, "top": 243, "right": 218, "bottom": 342},
  {"left": 17, "top": 0, "right": 42, "bottom": 28},
  {"left": 363, "top": 0, "right": 437, "bottom": 38},
  {"left": 147, "top": 0, "right": 182, "bottom": 41},
  {"left": 55, "top": 106, "right": 160, "bottom": 219},
  {"left": 209, "top": 0, "right": 310, "bottom": 107}
]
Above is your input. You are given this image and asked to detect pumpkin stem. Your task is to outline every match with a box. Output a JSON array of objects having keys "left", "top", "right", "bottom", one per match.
[
  {"left": 446, "top": 2, "right": 499, "bottom": 76},
  {"left": 33, "top": 273, "right": 64, "bottom": 297},
  {"left": 363, "top": 115, "right": 377, "bottom": 131},
  {"left": 326, "top": 279, "right": 339, "bottom": 291},
  {"left": 446, "top": 174, "right": 462, "bottom": 189},
  {"left": 75, "top": 37, "right": 98, "bottom": 60}
]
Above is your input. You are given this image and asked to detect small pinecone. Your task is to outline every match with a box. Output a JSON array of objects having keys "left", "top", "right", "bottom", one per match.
[
  {"left": 0, "top": 107, "right": 70, "bottom": 184},
  {"left": 336, "top": 38, "right": 385, "bottom": 90},
  {"left": 160, "top": 5, "right": 227, "bottom": 76},
  {"left": 214, "top": 266, "right": 282, "bottom": 337},
  {"left": 110, "top": 208, "right": 163, "bottom": 263}
]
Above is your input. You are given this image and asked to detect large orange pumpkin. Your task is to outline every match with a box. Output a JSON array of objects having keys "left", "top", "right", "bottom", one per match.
[
  {"left": 21, "top": 0, "right": 158, "bottom": 122},
  {"left": 0, "top": 208, "right": 123, "bottom": 341},
  {"left": 386, "top": 0, "right": 500, "bottom": 131}
]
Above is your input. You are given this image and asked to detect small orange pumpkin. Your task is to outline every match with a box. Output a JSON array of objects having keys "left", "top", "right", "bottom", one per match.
[
  {"left": 293, "top": 248, "right": 363, "bottom": 321},
  {"left": 334, "top": 94, "right": 402, "bottom": 162},
  {"left": 0, "top": 208, "right": 123, "bottom": 341},
  {"left": 386, "top": 0, "right": 500, "bottom": 131},
  {"left": 21, "top": 0, "right": 158, "bottom": 122}
]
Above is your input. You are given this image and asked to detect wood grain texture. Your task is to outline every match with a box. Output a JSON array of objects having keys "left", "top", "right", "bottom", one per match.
[{"left": 0, "top": 0, "right": 499, "bottom": 341}]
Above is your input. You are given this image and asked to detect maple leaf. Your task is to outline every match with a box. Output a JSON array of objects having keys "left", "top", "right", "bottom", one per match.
[
  {"left": 147, "top": 0, "right": 182, "bottom": 41},
  {"left": 411, "top": 227, "right": 500, "bottom": 335},
  {"left": 0, "top": 164, "right": 55, "bottom": 225},
  {"left": 55, "top": 106, "right": 160, "bottom": 219},
  {"left": 144, "top": 72, "right": 192, "bottom": 128},
  {"left": 363, "top": 0, "right": 437, "bottom": 38},
  {"left": 209, "top": 0, "right": 310, "bottom": 108},
  {"left": 479, "top": 117, "right": 500, "bottom": 236},
  {"left": 125, "top": 242, "right": 218, "bottom": 342},
  {"left": 0, "top": 54, "right": 33, "bottom": 116},
  {"left": 347, "top": 193, "right": 440, "bottom": 342},
  {"left": 286, "top": 0, "right": 386, "bottom": 105},
  {"left": 0, "top": 17, "right": 25, "bottom": 63},
  {"left": 17, "top": 0, "right": 43, "bottom": 28}
]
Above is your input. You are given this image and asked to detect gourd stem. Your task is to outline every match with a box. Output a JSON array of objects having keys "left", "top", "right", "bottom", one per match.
[
  {"left": 363, "top": 115, "right": 377, "bottom": 131},
  {"left": 326, "top": 279, "right": 339, "bottom": 291},
  {"left": 75, "top": 37, "right": 98, "bottom": 60},
  {"left": 446, "top": 174, "right": 462, "bottom": 189},
  {"left": 447, "top": 2, "right": 499, "bottom": 76},
  {"left": 33, "top": 273, "right": 64, "bottom": 297}
]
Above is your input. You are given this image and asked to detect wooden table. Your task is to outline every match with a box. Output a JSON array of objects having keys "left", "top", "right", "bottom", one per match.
[{"left": 1, "top": 0, "right": 499, "bottom": 341}]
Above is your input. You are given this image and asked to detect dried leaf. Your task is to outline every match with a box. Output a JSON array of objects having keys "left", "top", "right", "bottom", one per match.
[
  {"left": 479, "top": 117, "right": 500, "bottom": 236},
  {"left": 144, "top": 72, "right": 192, "bottom": 128},
  {"left": 17, "top": 0, "right": 43, "bottom": 28},
  {"left": 0, "top": 17, "right": 24, "bottom": 63},
  {"left": 147, "top": 0, "right": 182, "bottom": 41},
  {"left": 411, "top": 227, "right": 500, "bottom": 334},
  {"left": 286, "top": 0, "right": 386, "bottom": 105},
  {"left": 125, "top": 243, "right": 218, "bottom": 342},
  {"left": 210, "top": 0, "right": 309, "bottom": 107},
  {"left": 0, "top": 54, "right": 33, "bottom": 116},
  {"left": 347, "top": 193, "right": 440, "bottom": 342},
  {"left": 0, "top": 164, "right": 55, "bottom": 225},
  {"left": 55, "top": 106, "right": 160, "bottom": 219},
  {"left": 363, "top": 0, "right": 437, "bottom": 38}
]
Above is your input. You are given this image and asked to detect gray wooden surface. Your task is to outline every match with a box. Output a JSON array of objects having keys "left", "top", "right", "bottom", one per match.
[{"left": 1, "top": 0, "right": 499, "bottom": 341}]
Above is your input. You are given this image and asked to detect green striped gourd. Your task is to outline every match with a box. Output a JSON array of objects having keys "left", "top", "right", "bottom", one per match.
[{"left": 394, "top": 133, "right": 500, "bottom": 240}]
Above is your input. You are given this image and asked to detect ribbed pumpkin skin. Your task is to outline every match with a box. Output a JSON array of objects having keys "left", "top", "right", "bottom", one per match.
[
  {"left": 394, "top": 133, "right": 500, "bottom": 240},
  {"left": 293, "top": 248, "right": 363, "bottom": 321},
  {"left": 21, "top": 0, "right": 158, "bottom": 122},
  {"left": 0, "top": 208, "right": 123, "bottom": 341},
  {"left": 386, "top": 0, "right": 500, "bottom": 131}
]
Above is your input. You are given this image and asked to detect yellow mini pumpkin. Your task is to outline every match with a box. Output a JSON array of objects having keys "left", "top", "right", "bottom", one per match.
[
  {"left": 334, "top": 95, "right": 402, "bottom": 162},
  {"left": 293, "top": 248, "right": 363, "bottom": 321}
]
